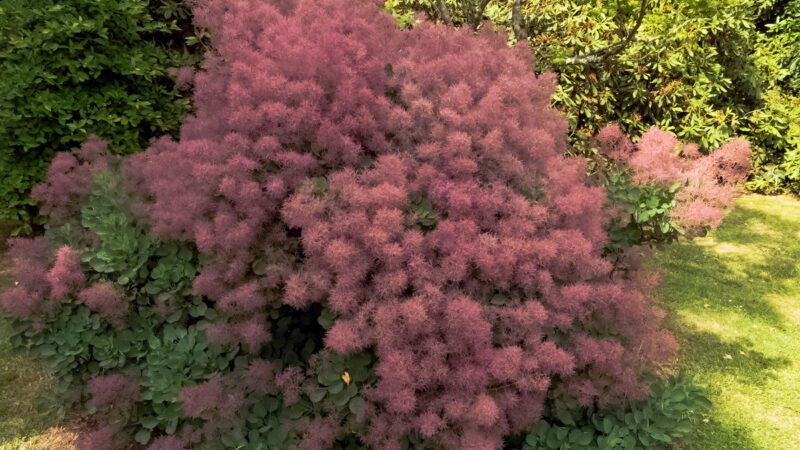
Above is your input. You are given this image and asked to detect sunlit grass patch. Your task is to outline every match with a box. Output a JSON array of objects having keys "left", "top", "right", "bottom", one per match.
[{"left": 656, "top": 195, "right": 800, "bottom": 450}]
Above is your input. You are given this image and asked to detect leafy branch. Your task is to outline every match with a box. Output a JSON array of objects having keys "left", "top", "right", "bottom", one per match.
[{"left": 563, "top": 0, "right": 650, "bottom": 65}]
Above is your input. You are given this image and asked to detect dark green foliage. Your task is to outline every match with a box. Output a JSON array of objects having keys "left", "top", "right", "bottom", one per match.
[
  {"left": 746, "top": 0, "right": 800, "bottom": 194},
  {"left": 529, "top": 0, "right": 758, "bottom": 152},
  {"left": 756, "top": 0, "right": 800, "bottom": 94},
  {"left": 603, "top": 170, "right": 682, "bottom": 255},
  {"left": 519, "top": 376, "right": 710, "bottom": 450},
  {"left": 0, "top": 0, "right": 196, "bottom": 233},
  {"left": 406, "top": 193, "right": 439, "bottom": 232},
  {"left": 744, "top": 91, "right": 800, "bottom": 194}
]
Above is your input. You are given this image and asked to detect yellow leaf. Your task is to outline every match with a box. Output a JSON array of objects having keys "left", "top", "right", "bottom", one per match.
[{"left": 342, "top": 371, "right": 351, "bottom": 385}]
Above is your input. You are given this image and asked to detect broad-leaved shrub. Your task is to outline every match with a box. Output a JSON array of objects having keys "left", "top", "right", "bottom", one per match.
[
  {"left": 519, "top": 375, "right": 710, "bottom": 450},
  {"left": 0, "top": 0, "right": 196, "bottom": 233}
]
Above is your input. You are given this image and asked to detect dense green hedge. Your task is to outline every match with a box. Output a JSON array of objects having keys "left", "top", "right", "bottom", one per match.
[{"left": 0, "top": 0, "right": 196, "bottom": 233}]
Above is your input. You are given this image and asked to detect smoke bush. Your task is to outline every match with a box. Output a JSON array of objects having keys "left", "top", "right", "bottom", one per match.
[
  {"left": 78, "top": 282, "right": 128, "bottom": 325},
  {"left": 31, "top": 136, "right": 111, "bottom": 222},
  {"left": 598, "top": 125, "right": 751, "bottom": 235},
  {"left": 122, "top": 0, "right": 675, "bottom": 448},
  {"left": 1, "top": 1, "right": 679, "bottom": 448},
  {"left": 86, "top": 373, "right": 140, "bottom": 413}
]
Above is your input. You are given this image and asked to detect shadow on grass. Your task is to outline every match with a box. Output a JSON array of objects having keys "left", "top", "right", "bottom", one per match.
[
  {"left": 0, "top": 248, "right": 72, "bottom": 447},
  {"left": 673, "top": 415, "right": 756, "bottom": 450},
  {"left": 658, "top": 200, "right": 800, "bottom": 330},
  {"left": 669, "top": 327, "right": 790, "bottom": 450},
  {"left": 677, "top": 329, "right": 791, "bottom": 386},
  {"left": 654, "top": 195, "right": 800, "bottom": 449},
  {"left": 657, "top": 242, "right": 789, "bottom": 328}
]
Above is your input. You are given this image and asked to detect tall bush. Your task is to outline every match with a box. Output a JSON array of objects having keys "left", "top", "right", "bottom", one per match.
[
  {"left": 1, "top": 1, "right": 686, "bottom": 449},
  {"left": 746, "top": 0, "right": 800, "bottom": 194},
  {"left": 0, "top": 0, "right": 196, "bottom": 233}
]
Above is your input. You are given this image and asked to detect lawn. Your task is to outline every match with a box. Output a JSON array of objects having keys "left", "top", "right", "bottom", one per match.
[
  {"left": 0, "top": 248, "right": 76, "bottom": 449},
  {"left": 655, "top": 194, "right": 800, "bottom": 449},
  {"left": 0, "top": 194, "right": 798, "bottom": 449}
]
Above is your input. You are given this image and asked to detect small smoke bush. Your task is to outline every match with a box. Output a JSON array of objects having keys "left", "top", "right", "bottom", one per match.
[
  {"left": 47, "top": 246, "right": 85, "bottom": 300},
  {"left": 598, "top": 125, "right": 751, "bottom": 235},
  {"left": 75, "top": 425, "right": 118, "bottom": 450},
  {"left": 31, "top": 135, "right": 111, "bottom": 222},
  {"left": 87, "top": 373, "right": 140, "bottom": 413},
  {"left": 78, "top": 282, "right": 128, "bottom": 325},
  {"left": 117, "top": 0, "right": 676, "bottom": 448}
]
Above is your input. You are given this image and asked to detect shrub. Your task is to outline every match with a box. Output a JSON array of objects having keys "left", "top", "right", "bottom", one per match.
[
  {"left": 2, "top": 1, "right": 678, "bottom": 448},
  {"left": 519, "top": 375, "right": 711, "bottom": 450},
  {"left": 744, "top": 90, "right": 800, "bottom": 194},
  {"left": 755, "top": 0, "right": 800, "bottom": 94},
  {"left": 597, "top": 125, "right": 751, "bottom": 238},
  {"left": 601, "top": 169, "right": 682, "bottom": 256},
  {"left": 0, "top": 0, "right": 197, "bottom": 233}
]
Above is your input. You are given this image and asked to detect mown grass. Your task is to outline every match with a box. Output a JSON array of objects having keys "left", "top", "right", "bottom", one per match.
[
  {"left": 0, "top": 243, "right": 76, "bottom": 449},
  {"left": 655, "top": 194, "right": 800, "bottom": 449}
]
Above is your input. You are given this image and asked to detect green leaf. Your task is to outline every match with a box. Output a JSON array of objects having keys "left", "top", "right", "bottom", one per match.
[
  {"left": 569, "top": 429, "right": 595, "bottom": 446},
  {"left": 348, "top": 396, "right": 366, "bottom": 416},
  {"left": 140, "top": 416, "right": 159, "bottom": 429},
  {"left": 134, "top": 429, "right": 151, "bottom": 445},
  {"left": 309, "top": 388, "right": 327, "bottom": 403},
  {"left": 557, "top": 409, "right": 576, "bottom": 426}
]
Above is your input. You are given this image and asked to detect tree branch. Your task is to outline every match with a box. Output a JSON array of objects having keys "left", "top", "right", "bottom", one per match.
[
  {"left": 469, "top": 0, "right": 492, "bottom": 30},
  {"left": 435, "top": 0, "right": 453, "bottom": 25},
  {"left": 511, "top": 0, "right": 527, "bottom": 40}
]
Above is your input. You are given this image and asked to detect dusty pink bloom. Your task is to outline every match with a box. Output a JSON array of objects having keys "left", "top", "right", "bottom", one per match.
[
  {"left": 112, "top": 1, "right": 677, "bottom": 448},
  {"left": 274, "top": 367, "right": 305, "bottom": 405},
  {"left": 79, "top": 282, "right": 128, "bottom": 324},
  {"left": 298, "top": 417, "right": 338, "bottom": 450},
  {"left": 168, "top": 67, "right": 195, "bottom": 89},
  {"left": 47, "top": 246, "right": 84, "bottom": 300},
  {"left": 243, "top": 359, "right": 276, "bottom": 394},
  {"left": 0, "top": 238, "right": 53, "bottom": 319},
  {"left": 148, "top": 436, "right": 191, "bottom": 450},
  {"left": 180, "top": 375, "right": 226, "bottom": 418},
  {"left": 595, "top": 123, "right": 634, "bottom": 161},
  {"left": 75, "top": 425, "right": 118, "bottom": 450},
  {"left": 86, "top": 373, "right": 140, "bottom": 412},
  {"left": 31, "top": 136, "right": 111, "bottom": 221}
]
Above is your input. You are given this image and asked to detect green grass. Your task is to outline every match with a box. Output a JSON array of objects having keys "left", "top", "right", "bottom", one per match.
[
  {"left": 0, "top": 248, "right": 75, "bottom": 449},
  {"left": 655, "top": 194, "right": 800, "bottom": 449}
]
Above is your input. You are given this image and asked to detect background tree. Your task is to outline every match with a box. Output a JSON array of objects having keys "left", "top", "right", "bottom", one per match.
[
  {"left": 388, "top": 0, "right": 761, "bottom": 150},
  {"left": 0, "top": 0, "right": 200, "bottom": 234}
]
